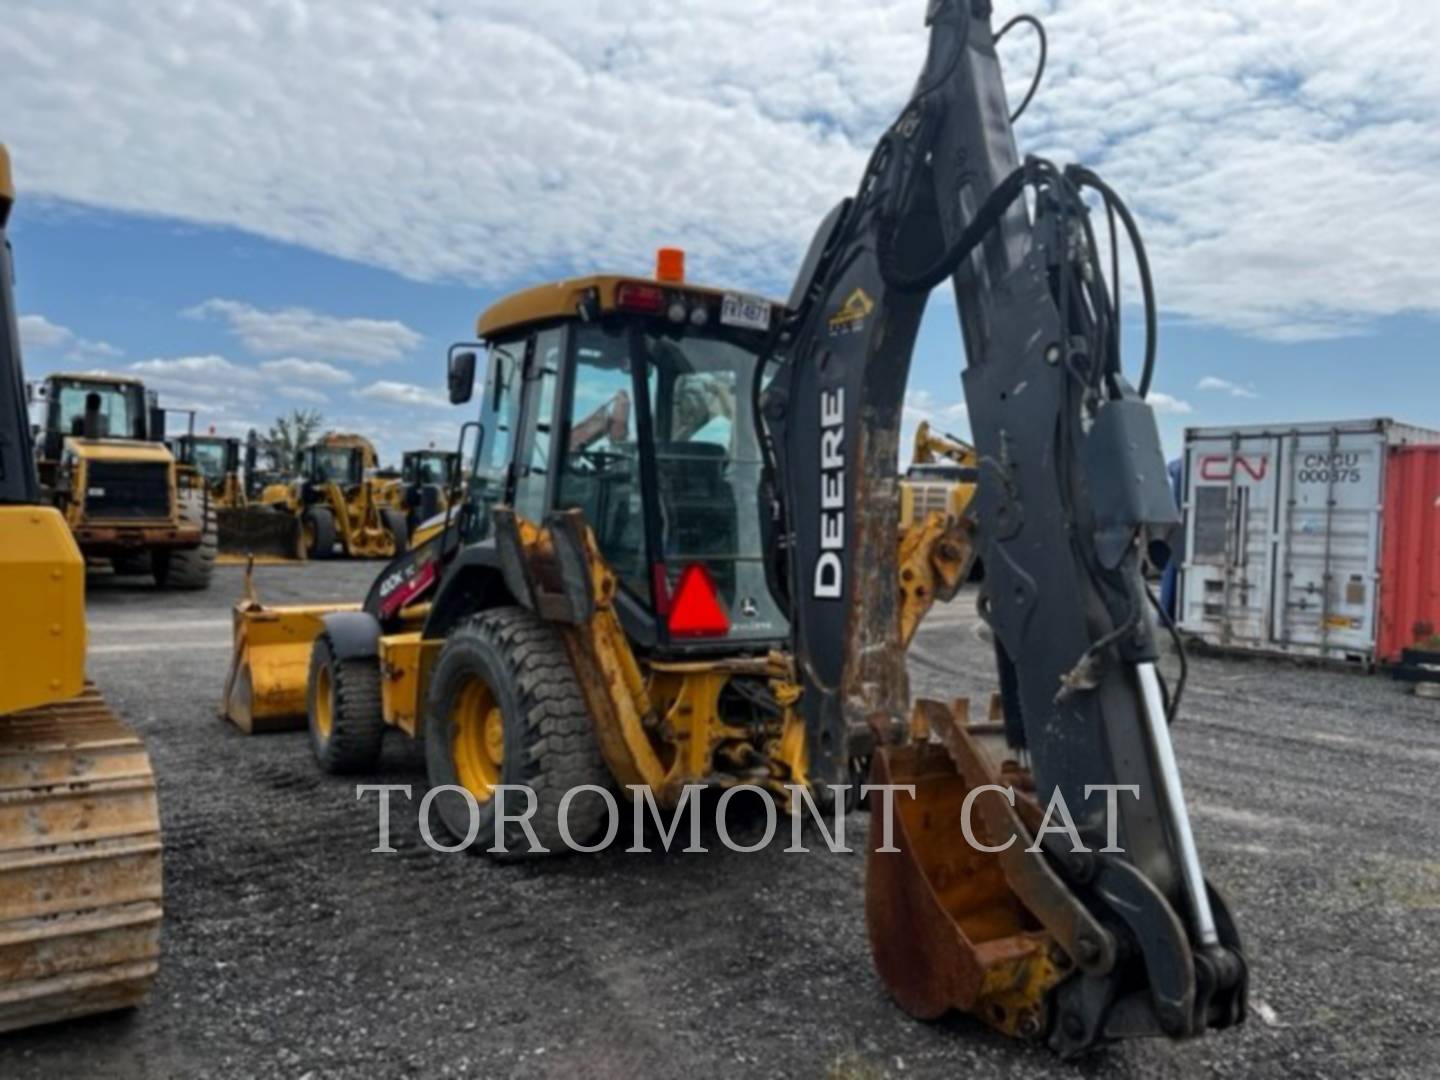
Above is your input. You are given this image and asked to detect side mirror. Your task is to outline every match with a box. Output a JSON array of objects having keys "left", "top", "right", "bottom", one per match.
[{"left": 448, "top": 349, "right": 477, "bottom": 405}]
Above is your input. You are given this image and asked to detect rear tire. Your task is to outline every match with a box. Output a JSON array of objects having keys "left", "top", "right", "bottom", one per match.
[
  {"left": 424, "top": 607, "right": 609, "bottom": 858},
  {"left": 381, "top": 508, "right": 409, "bottom": 554},
  {"left": 303, "top": 507, "right": 337, "bottom": 560},
  {"left": 154, "top": 491, "right": 216, "bottom": 590},
  {"left": 307, "top": 633, "right": 385, "bottom": 773}
]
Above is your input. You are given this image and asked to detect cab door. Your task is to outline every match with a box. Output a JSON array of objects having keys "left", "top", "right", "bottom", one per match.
[
  {"left": 466, "top": 336, "right": 524, "bottom": 537},
  {"left": 510, "top": 326, "right": 566, "bottom": 523}
]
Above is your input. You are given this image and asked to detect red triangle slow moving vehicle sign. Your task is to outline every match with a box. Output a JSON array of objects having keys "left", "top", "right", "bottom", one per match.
[{"left": 667, "top": 563, "right": 731, "bottom": 638}]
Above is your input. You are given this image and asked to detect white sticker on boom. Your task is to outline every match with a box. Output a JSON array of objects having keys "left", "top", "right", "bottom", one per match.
[{"left": 720, "top": 292, "right": 771, "bottom": 332}]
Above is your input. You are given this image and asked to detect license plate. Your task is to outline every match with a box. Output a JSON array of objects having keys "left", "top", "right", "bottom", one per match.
[{"left": 720, "top": 293, "right": 771, "bottom": 332}]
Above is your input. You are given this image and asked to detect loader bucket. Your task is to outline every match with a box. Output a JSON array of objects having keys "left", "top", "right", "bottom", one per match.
[
  {"left": 217, "top": 507, "right": 305, "bottom": 561},
  {"left": 865, "top": 698, "right": 1080, "bottom": 1041},
  {"left": 219, "top": 564, "right": 355, "bottom": 733}
]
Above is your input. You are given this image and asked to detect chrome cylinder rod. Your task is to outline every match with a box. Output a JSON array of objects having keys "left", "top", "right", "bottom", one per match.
[{"left": 1136, "top": 661, "right": 1220, "bottom": 948}]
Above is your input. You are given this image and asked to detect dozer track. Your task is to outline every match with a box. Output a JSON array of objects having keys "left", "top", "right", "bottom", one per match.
[{"left": 0, "top": 685, "right": 162, "bottom": 1033}]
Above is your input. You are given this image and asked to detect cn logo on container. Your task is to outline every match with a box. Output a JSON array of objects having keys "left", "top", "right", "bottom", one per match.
[{"left": 1199, "top": 454, "right": 1269, "bottom": 482}]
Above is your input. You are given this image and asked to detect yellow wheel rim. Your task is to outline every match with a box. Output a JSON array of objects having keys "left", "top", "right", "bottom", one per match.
[
  {"left": 302, "top": 518, "right": 316, "bottom": 552},
  {"left": 450, "top": 675, "right": 503, "bottom": 800},
  {"left": 314, "top": 662, "right": 334, "bottom": 740}
]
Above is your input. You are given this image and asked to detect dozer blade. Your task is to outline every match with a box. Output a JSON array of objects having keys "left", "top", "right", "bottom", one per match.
[
  {"left": 220, "top": 562, "right": 354, "bottom": 733},
  {"left": 866, "top": 698, "right": 1115, "bottom": 1043},
  {"left": 0, "top": 685, "right": 163, "bottom": 1033},
  {"left": 217, "top": 507, "right": 305, "bottom": 562}
]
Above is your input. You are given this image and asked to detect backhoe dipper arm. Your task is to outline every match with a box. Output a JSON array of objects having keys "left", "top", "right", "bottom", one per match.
[{"left": 761, "top": 0, "right": 1245, "bottom": 1052}]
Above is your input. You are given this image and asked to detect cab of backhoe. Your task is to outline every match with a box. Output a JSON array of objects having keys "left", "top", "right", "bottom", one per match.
[{"left": 453, "top": 252, "right": 787, "bottom": 653}]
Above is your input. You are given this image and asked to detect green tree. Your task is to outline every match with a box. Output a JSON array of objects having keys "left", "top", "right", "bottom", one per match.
[{"left": 265, "top": 408, "right": 324, "bottom": 471}]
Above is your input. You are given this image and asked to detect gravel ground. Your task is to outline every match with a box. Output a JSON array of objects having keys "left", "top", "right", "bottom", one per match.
[{"left": 3, "top": 560, "right": 1437, "bottom": 1079}]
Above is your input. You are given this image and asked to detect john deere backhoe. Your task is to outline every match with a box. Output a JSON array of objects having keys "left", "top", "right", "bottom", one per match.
[
  {"left": 222, "top": 2, "right": 1245, "bottom": 1055},
  {"left": 0, "top": 145, "right": 163, "bottom": 1031}
]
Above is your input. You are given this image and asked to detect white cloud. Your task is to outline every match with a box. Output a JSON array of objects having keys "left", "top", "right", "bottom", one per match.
[
  {"left": 19, "top": 313, "right": 122, "bottom": 360},
  {"left": 130, "top": 353, "right": 260, "bottom": 383},
  {"left": 279, "top": 385, "right": 329, "bottom": 404},
  {"left": 258, "top": 357, "right": 354, "bottom": 385},
  {"left": 355, "top": 380, "right": 449, "bottom": 409},
  {"left": 186, "top": 299, "right": 422, "bottom": 365},
  {"left": 1197, "top": 375, "right": 1260, "bottom": 399},
  {"left": 126, "top": 354, "right": 266, "bottom": 427},
  {"left": 3, "top": 2, "right": 1438, "bottom": 343},
  {"left": 18, "top": 314, "right": 71, "bottom": 349},
  {"left": 1147, "top": 391, "right": 1193, "bottom": 415}
]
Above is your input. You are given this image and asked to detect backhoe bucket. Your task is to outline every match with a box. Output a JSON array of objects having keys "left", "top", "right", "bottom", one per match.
[
  {"left": 217, "top": 507, "right": 305, "bottom": 562},
  {"left": 866, "top": 698, "right": 1103, "bottom": 1042},
  {"left": 219, "top": 564, "right": 354, "bottom": 733}
]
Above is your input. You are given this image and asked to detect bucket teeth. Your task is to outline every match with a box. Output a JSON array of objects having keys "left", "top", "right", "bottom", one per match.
[{"left": 0, "top": 685, "right": 163, "bottom": 1033}]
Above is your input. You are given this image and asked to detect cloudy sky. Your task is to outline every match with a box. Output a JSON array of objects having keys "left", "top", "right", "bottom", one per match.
[{"left": 5, "top": 0, "right": 1438, "bottom": 463}]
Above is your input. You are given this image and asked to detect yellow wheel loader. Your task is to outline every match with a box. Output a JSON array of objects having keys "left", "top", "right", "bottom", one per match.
[
  {"left": 0, "top": 145, "right": 163, "bottom": 1032},
  {"left": 173, "top": 432, "right": 245, "bottom": 509},
  {"left": 32, "top": 370, "right": 216, "bottom": 588},
  {"left": 394, "top": 448, "right": 461, "bottom": 533},
  {"left": 222, "top": 4, "right": 1245, "bottom": 1056},
  {"left": 247, "top": 433, "right": 406, "bottom": 560}
]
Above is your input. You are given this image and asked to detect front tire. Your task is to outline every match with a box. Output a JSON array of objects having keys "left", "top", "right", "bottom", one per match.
[
  {"left": 154, "top": 491, "right": 216, "bottom": 589},
  {"left": 381, "top": 508, "right": 409, "bottom": 554},
  {"left": 303, "top": 507, "right": 337, "bottom": 560},
  {"left": 307, "top": 632, "right": 385, "bottom": 773},
  {"left": 423, "top": 607, "right": 609, "bottom": 857}
]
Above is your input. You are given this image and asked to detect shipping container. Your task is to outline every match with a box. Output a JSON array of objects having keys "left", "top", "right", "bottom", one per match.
[{"left": 1177, "top": 419, "right": 1440, "bottom": 665}]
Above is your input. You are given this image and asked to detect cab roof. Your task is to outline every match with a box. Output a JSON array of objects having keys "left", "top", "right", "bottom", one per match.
[
  {"left": 476, "top": 272, "right": 779, "bottom": 341},
  {"left": 46, "top": 371, "right": 145, "bottom": 388}
]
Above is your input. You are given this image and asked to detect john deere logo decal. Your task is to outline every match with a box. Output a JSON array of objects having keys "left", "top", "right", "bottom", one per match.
[{"left": 828, "top": 288, "right": 875, "bottom": 336}]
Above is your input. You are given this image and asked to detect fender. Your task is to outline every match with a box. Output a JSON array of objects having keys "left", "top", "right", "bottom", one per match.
[{"left": 319, "top": 610, "right": 383, "bottom": 662}]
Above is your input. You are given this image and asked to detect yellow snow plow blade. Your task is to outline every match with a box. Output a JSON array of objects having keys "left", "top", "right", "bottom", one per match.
[
  {"left": 219, "top": 565, "right": 353, "bottom": 733},
  {"left": 217, "top": 507, "right": 305, "bottom": 562}
]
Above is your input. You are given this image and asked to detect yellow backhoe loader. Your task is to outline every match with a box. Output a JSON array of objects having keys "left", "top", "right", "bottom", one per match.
[
  {"left": 31, "top": 370, "right": 216, "bottom": 588},
  {"left": 250, "top": 432, "right": 407, "bottom": 559},
  {"left": 0, "top": 144, "right": 163, "bottom": 1032},
  {"left": 221, "top": 4, "right": 1245, "bottom": 1056}
]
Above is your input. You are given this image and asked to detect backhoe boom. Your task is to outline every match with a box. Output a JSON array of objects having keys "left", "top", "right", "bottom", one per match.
[{"left": 761, "top": 0, "right": 1246, "bottom": 1053}]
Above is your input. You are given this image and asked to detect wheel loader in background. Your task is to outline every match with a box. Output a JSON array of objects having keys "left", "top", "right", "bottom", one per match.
[
  {"left": 241, "top": 432, "right": 407, "bottom": 560},
  {"left": 392, "top": 448, "right": 461, "bottom": 533},
  {"left": 173, "top": 432, "right": 244, "bottom": 509},
  {"left": 30, "top": 370, "right": 216, "bottom": 588},
  {"left": 0, "top": 143, "right": 163, "bottom": 1032},
  {"left": 221, "top": 2, "right": 1245, "bottom": 1056}
]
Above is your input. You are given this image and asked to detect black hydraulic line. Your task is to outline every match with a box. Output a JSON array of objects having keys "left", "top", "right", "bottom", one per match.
[
  {"left": 1067, "top": 165, "right": 1158, "bottom": 398},
  {"left": 996, "top": 14, "right": 1047, "bottom": 124},
  {"left": 876, "top": 160, "right": 1035, "bottom": 294}
]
